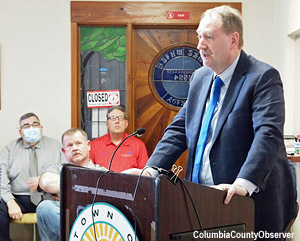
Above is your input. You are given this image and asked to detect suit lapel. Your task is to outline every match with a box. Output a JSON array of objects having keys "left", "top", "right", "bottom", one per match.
[
  {"left": 211, "top": 51, "right": 249, "bottom": 145},
  {"left": 189, "top": 73, "right": 214, "bottom": 157}
]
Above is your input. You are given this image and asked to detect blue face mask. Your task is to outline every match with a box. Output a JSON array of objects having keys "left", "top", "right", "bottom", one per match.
[{"left": 23, "top": 127, "right": 42, "bottom": 143}]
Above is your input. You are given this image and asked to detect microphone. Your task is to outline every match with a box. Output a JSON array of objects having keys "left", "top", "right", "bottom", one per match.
[
  {"left": 134, "top": 127, "right": 145, "bottom": 137},
  {"left": 108, "top": 128, "right": 146, "bottom": 170}
]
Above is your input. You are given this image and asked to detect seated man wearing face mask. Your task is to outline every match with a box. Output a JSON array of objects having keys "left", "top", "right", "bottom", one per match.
[{"left": 0, "top": 112, "right": 65, "bottom": 241}]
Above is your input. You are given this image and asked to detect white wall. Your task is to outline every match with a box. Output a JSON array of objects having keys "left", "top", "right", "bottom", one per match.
[
  {"left": 273, "top": 1, "right": 300, "bottom": 238},
  {"left": 0, "top": 0, "right": 298, "bottom": 149},
  {"left": 0, "top": 0, "right": 71, "bottom": 146},
  {"left": 274, "top": 0, "right": 300, "bottom": 136}
]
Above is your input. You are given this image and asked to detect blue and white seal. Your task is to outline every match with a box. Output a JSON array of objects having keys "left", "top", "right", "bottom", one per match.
[{"left": 150, "top": 45, "right": 203, "bottom": 110}]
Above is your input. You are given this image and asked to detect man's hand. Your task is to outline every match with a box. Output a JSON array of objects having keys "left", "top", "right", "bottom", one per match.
[
  {"left": 121, "top": 168, "right": 151, "bottom": 176},
  {"left": 52, "top": 193, "right": 60, "bottom": 201},
  {"left": 7, "top": 199, "right": 23, "bottom": 220},
  {"left": 27, "top": 176, "right": 40, "bottom": 191},
  {"left": 211, "top": 183, "right": 248, "bottom": 204}
]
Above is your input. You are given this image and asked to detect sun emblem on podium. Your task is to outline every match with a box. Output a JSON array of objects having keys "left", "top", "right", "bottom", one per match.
[
  {"left": 69, "top": 203, "right": 138, "bottom": 241},
  {"left": 81, "top": 223, "right": 123, "bottom": 241}
]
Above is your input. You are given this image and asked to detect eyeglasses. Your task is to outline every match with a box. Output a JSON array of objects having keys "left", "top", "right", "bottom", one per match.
[
  {"left": 21, "top": 122, "right": 41, "bottom": 129},
  {"left": 107, "top": 115, "right": 126, "bottom": 121}
]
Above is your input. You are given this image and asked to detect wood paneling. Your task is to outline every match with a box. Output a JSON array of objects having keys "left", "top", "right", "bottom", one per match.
[
  {"left": 288, "top": 155, "right": 300, "bottom": 162},
  {"left": 134, "top": 29, "right": 198, "bottom": 172},
  {"left": 71, "top": 2, "right": 241, "bottom": 25},
  {"left": 71, "top": 22, "right": 80, "bottom": 127}
]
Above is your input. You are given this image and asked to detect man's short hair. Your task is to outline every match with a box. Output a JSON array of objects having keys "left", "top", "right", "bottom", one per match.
[
  {"left": 202, "top": 5, "right": 244, "bottom": 49},
  {"left": 106, "top": 105, "right": 127, "bottom": 119},
  {"left": 19, "top": 112, "right": 40, "bottom": 128},
  {"left": 61, "top": 128, "right": 88, "bottom": 144}
]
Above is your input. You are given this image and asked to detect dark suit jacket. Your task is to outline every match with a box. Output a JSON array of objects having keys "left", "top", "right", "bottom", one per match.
[{"left": 147, "top": 50, "right": 297, "bottom": 235}]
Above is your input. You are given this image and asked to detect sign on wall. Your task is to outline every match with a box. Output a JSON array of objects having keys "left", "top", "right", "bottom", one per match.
[
  {"left": 87, "top": 90, "right": 120, "bottom": 108},
  {"left": 149, "top": 44, "right": 203, "bottom": 111}
]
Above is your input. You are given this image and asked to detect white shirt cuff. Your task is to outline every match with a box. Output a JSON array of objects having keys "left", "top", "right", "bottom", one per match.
[
  {"left": 144, "top": 166, "right": 159, "bottom": 177},
  {"left": 235, "top": 178, "right": 259, "bottom": 196}
]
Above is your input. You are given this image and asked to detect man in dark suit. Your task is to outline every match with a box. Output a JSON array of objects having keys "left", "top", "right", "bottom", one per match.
[{"left": 124, "top": 5, "right": 297, "bottom": 238}]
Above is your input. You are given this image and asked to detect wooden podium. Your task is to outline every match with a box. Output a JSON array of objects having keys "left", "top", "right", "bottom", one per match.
[{"left": 60, "top": 164, "right": 254, "bottom": 241}]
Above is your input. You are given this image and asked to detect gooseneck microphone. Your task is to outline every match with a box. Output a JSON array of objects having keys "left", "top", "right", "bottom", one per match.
[
  {"left": 108, "top": 128, "right": 146, "bottom": 170},
  {"left": 134, "top": 127, "right": 145, "bottom": 137}
]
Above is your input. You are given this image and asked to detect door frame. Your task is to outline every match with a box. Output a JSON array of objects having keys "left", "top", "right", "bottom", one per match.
[{"left": 70, "top": 1, "right": 242, "bottom": 132}]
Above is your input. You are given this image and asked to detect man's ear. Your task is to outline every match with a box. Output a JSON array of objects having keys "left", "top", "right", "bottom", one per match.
[
  {"left": 61, "top": 148, "right": 65, "bottom": 154},
  {"left": 40, "top": 125, "right": 44, "bottom": 134},
  {"left": 231, "top": 32, "right": 239, "bottom": 49},
  {"left": 87, "top": 140, "right": 91, "bottom": 151}
]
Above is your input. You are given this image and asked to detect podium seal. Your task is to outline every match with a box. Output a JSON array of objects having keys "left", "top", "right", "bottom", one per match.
[{"left": 69, "top": 202, "right": 138, "bottom": 241}]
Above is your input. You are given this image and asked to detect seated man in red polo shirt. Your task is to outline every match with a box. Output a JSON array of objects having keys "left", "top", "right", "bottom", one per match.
[{"left": 90, "top": 106, "right": 148, "bottom": 172}]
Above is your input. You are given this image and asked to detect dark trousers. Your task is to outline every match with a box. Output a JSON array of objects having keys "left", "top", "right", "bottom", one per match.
[{"left": 0, "top": 195, "right": 37, "bottom": 241}]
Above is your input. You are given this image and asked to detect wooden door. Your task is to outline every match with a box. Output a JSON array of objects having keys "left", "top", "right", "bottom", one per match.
[{"left": 134, "top": 28, "right": 198, "bottom": 173}]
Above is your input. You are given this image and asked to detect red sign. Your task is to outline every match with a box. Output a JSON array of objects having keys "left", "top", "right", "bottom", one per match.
[{"left": 166, "top": 11, "right": 190, "bottom": 20}]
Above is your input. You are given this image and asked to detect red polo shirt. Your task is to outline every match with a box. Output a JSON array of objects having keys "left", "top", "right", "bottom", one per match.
[{"left": 90, "top": 133, "right": 149, "bottom": 172}]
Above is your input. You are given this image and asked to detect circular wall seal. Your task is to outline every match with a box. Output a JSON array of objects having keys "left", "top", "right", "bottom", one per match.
[
  {"left": 69, "top": 202, "right": 139, "bottom": 241},
  {"left": 149, "top": 44, "right": 203, "bottom": 111}
]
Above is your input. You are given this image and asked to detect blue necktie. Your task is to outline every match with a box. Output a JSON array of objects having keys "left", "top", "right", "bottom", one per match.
[{"left": 192, "top": 76, "right": 224, "bottom": 183}]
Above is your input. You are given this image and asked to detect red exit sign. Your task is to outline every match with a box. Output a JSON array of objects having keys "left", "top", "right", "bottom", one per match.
[{"left": 166, "top": 11, "right": 190, "bottom": 20}]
